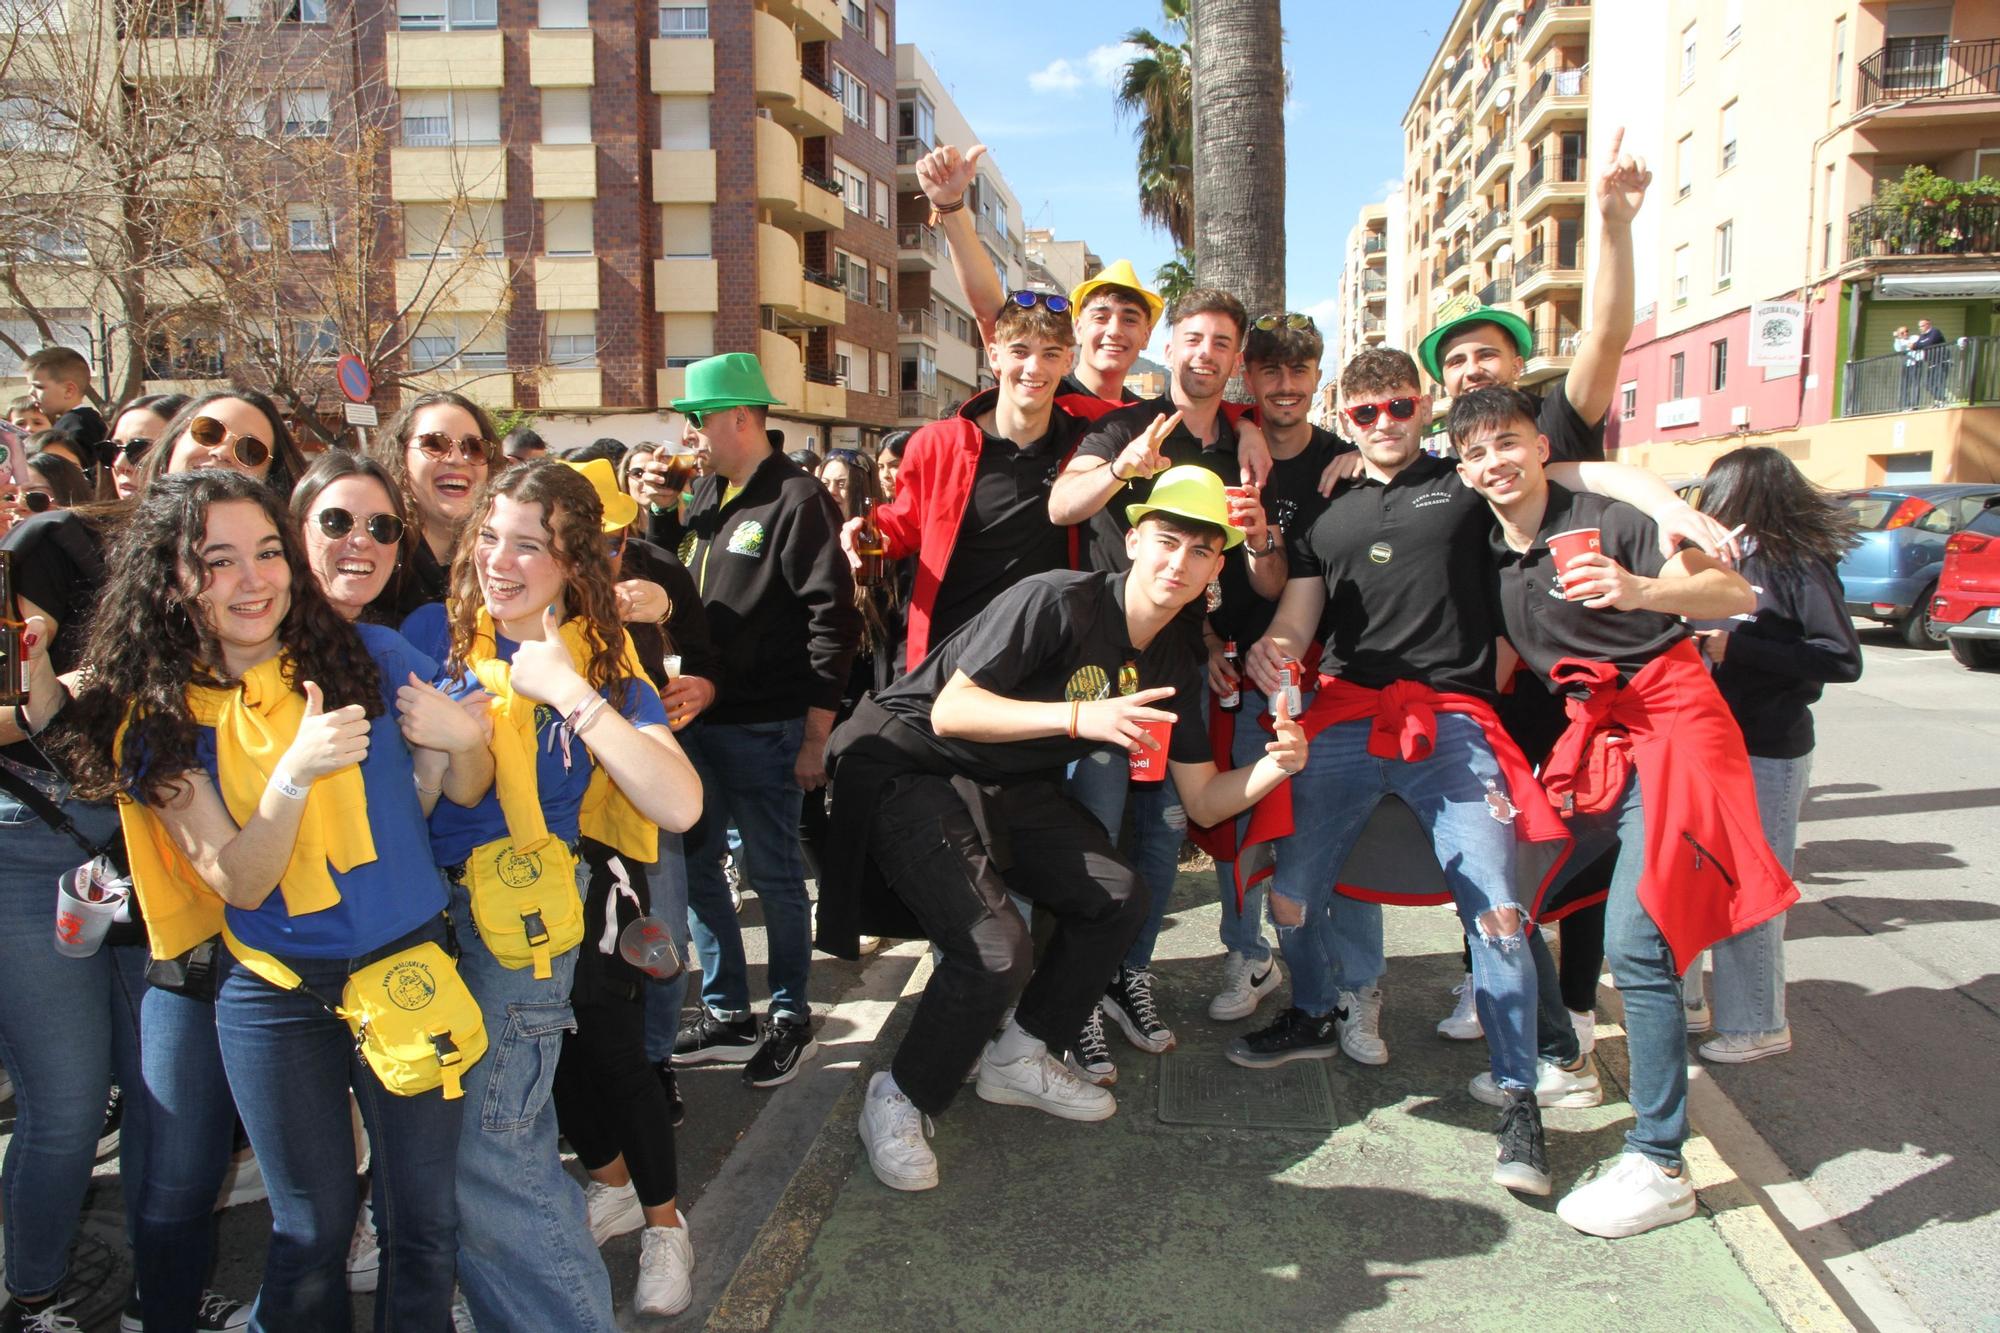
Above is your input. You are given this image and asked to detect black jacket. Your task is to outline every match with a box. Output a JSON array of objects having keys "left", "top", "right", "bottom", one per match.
[
  {"left": 676, "top": 450, "right": 861, "bottom": 722},
  {"left": 620, "top": 536, "right": 720, "bottom": 690},
  {"left": 1696, "top": 549, "right": 1862, "bottom": 759}
]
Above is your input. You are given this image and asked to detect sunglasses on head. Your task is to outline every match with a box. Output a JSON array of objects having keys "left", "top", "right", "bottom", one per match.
[
  {"left": 187, "top": 416, "right": 272, "bottom": 468},
  {"left": 1342, "top": 396, "right": 1421, "bottom": 428},
  {"left": 314, "top": 507, "right": 405, "bottom": 546},
  {"left": 410, "top": 431, "right": 494, "bottom": 464},
  {"left": 2, "top": 489, "right": 54, "bottom": 513},
  {"left": 1254, "top": 312, "right": 1318, "bottom": 332},
  {"left": 827, "top": 448, "right": 868, "bottom": 467},
  {"left": 1007, "top": 289, "right": 1071, "bottom": 314}
]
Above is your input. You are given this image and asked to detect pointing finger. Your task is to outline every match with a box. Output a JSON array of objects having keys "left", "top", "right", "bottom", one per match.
[{"left": 1606, "top": 126, "right": 1625, "bottom": 163}]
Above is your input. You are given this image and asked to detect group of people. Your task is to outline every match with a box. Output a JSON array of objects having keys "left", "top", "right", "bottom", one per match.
[{"left": 0, "top": 123, "right": 1866, "bottom": 1333}]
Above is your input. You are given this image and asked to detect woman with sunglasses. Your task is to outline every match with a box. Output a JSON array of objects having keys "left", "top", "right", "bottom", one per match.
[
  {"left": 291, "top": 452, "right": 412, "bottom": 625},
  {"left": 48, "top": 469, "right": 492, "bottom": 1332},
  {"left": 135, "top": 389, "right": 309, "bottom": 500},
  {"left": 398, "top": 460, "right": 703, "bottom": 1326},
  {"left": 103, "top": 393, "right": 190, "bottom": 501},
  {"left": 369, "top": 391, "right": 500, "bottom": 618}
]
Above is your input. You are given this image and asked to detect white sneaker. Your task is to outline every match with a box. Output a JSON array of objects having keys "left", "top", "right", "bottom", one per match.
[
  {"left": 451, "top": 1293, "right": 478, "bottom": 1333},
  {"left": 975, "top": 1045, "right": 1116, "bottom": 1122},
  {"left": 1557, "top": 1151, "right": 1698, "bottom": 1238},
  {"left": 1335, "top": 987, "right": 1388, "bottom": 1065},
  {"left": 1436, "top": 973, "right": 1482, "bottom": 1040},
  {"left": 1684, "top": 997, "right": 1713, "bottom": 1033},
  {"left": 859, "top": 1072, "right": 937, "bottom": 1192},
  {"left": 1470, "top": 1054, "right": 1603, "bottom": 1109},
  {"left": 1570, "top": 1008, "right": 1597, "bottom": 1056},
  {"left": 346, "top": 1201, "right": 380, "bottom": 1293},
  {"left": 634, "top": 1220, "right": 694, "bottom": 1317},
  {"left": 215, "top": 1151, "right": 266, "bottom": 1210},
  {"left": 583, "top": 1179, "right": 644, "bottom": 1246},
  {"left": 1698, "top": 1027, "right": 1792, "bottom": 1064},
  {"left": 857, "top": 935, "right": 882, "bottom": 956},
  {"left": 1209, "top": 952, "right": 1282, "bottom": 1022}
]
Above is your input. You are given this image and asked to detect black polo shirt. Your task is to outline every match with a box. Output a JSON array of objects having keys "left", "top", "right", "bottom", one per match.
[
  {"left": 874, "top": 569, "right": 1209, "bottom": 785},
  {"left": 1490, "top": 483, "right": 1689, "bottom": 684},
  {"left": 1530, "top": 386, "right": 1604, "bottom": 463},
  {"left": 1072, "top": 395, "right": 1241, "bottom": 576},
  {"left": 1057, "top": 373, "right": 1139, "bottom": 404},
  {"left": 929, "top": 421, "right": 1079, "bottom": 650},
  {"left": 1211, "top": 426, "right": 1351, "bottom": 648}
]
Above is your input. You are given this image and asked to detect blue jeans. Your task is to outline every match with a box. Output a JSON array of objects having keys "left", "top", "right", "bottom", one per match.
[
  {"left": 642, "top": 833, "right": 693, "bottom": 1065},
  {"left": 1270, "top": 712, "right": 1537, "bottom": 1091},
  {"left": 132, "top": 981, "right": 239, "bottom": 1333},
  {"left": 1210, "top": 685, "right": 1273, "bottom": 964},
  {"left": 681, "top": 719, "right": 813, "bottom": 1018},
  {"left": 1065, "top": 745, "right": 1184, "bottom": 972},
  {"left": 1560, "top": 770, "right": 1687, "bottom": 1167},
  {"left": 215, "top": 918, "right": 461, "bottom": 1333},
  {"left": 450, "top": 875, "right": 616, "bottom": 1333},
  {"left": 1693, "top": 753, "right": 1807, "bottom": 1035},
  {"left": 0, "top": 792, "right": 149, "bottom": 1302}
]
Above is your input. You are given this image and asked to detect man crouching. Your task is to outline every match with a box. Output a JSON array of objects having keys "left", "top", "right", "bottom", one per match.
[{"left": 816, "top": 467, "right": 1307, "bottom": 1191}]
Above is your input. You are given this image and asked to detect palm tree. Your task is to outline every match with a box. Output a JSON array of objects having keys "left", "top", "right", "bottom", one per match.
[
  {"left": 1189, "top": 0, "right": 1286, "bottom": 315},
  {"left": 1153, "top": 249, "right": 1195, "bottom": 307},
  {"left": 1115, "top": 1, "right": 1194, "bottom": 252}
]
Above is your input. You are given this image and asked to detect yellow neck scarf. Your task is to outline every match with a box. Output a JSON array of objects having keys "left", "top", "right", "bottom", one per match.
[
  {"left": 465, "top": 608, "right": 660, "bottom": 865},
  {"left": 116, "top": 655, "right": 375, "bottom": 958}
]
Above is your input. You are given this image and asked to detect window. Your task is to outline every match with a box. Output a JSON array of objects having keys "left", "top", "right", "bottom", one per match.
[
  {"left": 236, "top": 95, "right": 267, "bottom": 139},
  {"left": 282, "top": 88, "right": 330, "bottom": 137},
  {"left": 1822, "top": 162, "right": 1835, "bottom": 268},
  {"left": 875, "top": 274, "right": 890, "bottom": 311},
  {"left": 1722, "top": 0, "right": 1741, "bottom": 50},
  {"left": 541, "top": 88, "right": 591, "bottom": 144},
  {"left": 898, "top": 95, "right": 935, "bottom": 147},
  {"left": 1675, "top": 133, "right": 1693, "bottom": 199},
  {"left": 411, "top": 325, "right": 459, "bottom": 367},
  {"left": 873, "top": 6, "right": 889, "bottom": 55},
  {"left": 661, "top": 313, "right": 714, "bottom": 364},
  {"left": 875, "top": 350, "right": 890, "bottom": 396},
  {"left": 836, "top": 250, "right": 868, "bottom": 302},
  {"left": 1680, "top": 23, "right": 1697, "bottom": 88},
  {"left": 873, "top": 93, "right": 890, "bottom": 143},
  {"left": 286, "top": 0, "right": 328, "bottom": 21},
  {"left": 538, "top": 0, "right": 587, "bottom": 25},
  {"left": 1710, "top": 338, "right": 1729, "bottom": 392},
  {"left": 832, "top": 64, "right": 867, "bottom": 124},
  {"left": 396, "top": 0, "right": 496, "bottom": 30},
  {"left": 832, "top": 155, "right": 865, "bottom": 214},
  {"left": 1975, "top": 149, "right": 2000, "bottom": 181},
  {"left": 873, "top": 179, "right": 890, "bottom": 228},
  {"left": 1669, "top": 352, "right": 1686, "bottom": 399},
  {"left": 294, "top": 319, "right": 338, "bottom": 361},
  {"left": 288, "top": 205, "right": 333, "bottom": 252},
  {"left": 660, "top": 203, "right": 711, "bottom": 257},
  {"left": 1619, "top": 382, "right": 1638, "bottom": 422},
  {"left": 1672, "top": 244, "right": 1690, "bottom": 306},
  {"left": 544, "top": 200, "right": 593, "bottom": 256},
  {"left": 1719, "top": 101, "right": 1737, "bottom": 172},
  {"left": 658, "top": 96, "right": 710, "bottom": 149},
  {"left": 1714, "top": 219, "right": 1733, "bottom": 289},
  {"left": 834, "top": 351, "right": 853, "bottom": 387},
  {"left": 1830, "top": 16, "right": 1846, "bottom": 103},
  {"left": 843, "top": 0, "right": 864, "bottom": 29},
  {"left": 657, "top": 3, "right": 705, "bottom": 37},
  {"left": 547, "top": 312, "right": 597, "bottom": 368},
  {"left": 400, "top": 90, "right": 501, "bottom": 147},
  {"left": 240, "top": 215, "right": 272, "bottom": 251}
]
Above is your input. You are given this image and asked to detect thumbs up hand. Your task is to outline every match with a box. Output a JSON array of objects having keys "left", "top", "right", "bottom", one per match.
[
  {"left": 1265, "top": 688, "right": 1307, "bottom": 776},
  {"left": 283, "top": 680, "right": 372, "bottom": 785},
  {"left": 508, "top": 607, "right": 590, "bottom": 714}
]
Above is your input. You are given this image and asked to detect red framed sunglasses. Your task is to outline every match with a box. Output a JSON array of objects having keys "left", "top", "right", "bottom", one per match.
[{"left": 1342, "top": 396, "right": 1421, "bottom": 429}]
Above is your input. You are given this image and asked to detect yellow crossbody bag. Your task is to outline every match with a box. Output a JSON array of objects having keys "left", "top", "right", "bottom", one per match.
[
  {"left": 463, "top": 835, "right": 585, "bottom": 980},
  {"left": 222, "top": 926, "right": 488, "bottom": 1100}
]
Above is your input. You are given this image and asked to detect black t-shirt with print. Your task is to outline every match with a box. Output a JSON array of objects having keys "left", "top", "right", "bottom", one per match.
[
  {"left": 1210, "top": 426, "right": 1351, "bottom": 648},
  {"left": 1073, "top": 395, "right": 1242, "bottom": 577},
  {"left": 928, "top": 423, "right": 1079, "bottom": 650},
  {"left": 874, "top": 570, "right": 1208, "bottom": 785},
  {"left": 2, "top": 510, "right": 104, "bottom": 771}
]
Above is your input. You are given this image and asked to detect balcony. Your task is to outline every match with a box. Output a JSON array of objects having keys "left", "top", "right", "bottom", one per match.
[
  {"left": 1522, "top": 319, "right": 1582, "bottom": 385},
  {"left": 799, "top": 360, "right": 847, "bottom": 420},
  {"left": 1444, "top": 180, "right": 1471, "bottom": 221},
  {"left": 1513, "top": 241, "right": 1583, "bottom": 299},
  {"left": 654, "top": 258, "right": 719, "bottom": 313},
  {"left": 1446, "top": 244, "right": 1469, "bottom": 276},
  {"left": 530, "top": 144, "right": 596, "bottom": 199},
  {"left": 533, "top": 256, "right": 598, "bottom": 310},
  {"left": 649, "top": 37, "right": 715, "bottom": 93},
  {"left": 766, "top": 0, "right": 840, "bottom": 43},
  {"left": 1363, "top": 233, "right": 1387, "bottom": 256},
  {"left": 751, "top": 9, "right": 800, "bottom": 109},
  {"left": 527, "top": 29, "right": 593, "bottom": 86},
  {"left": 1519, "top": 66, "right": 1588, "bottom": 139},
  {"left": 755, "top": 117, "right": 801, "bottom": 212},
  {"left": 1476, "top": 59, "right": 1511, "bottom": 113},
  {"left": 1474, "top": 134, "right": 1513, "bottom": 190},
  {"left": 1841, "top": 336, "right": 2000, "bottom": 416},
  {"left": 777, "top": 66, "right": 843, "bottom": 137},
  {"left": 1519, "top": 0, "right": 1590, "bottom": 61},
  {"left": 1518, "top": 153, "right": 1586, "bottom": 220},
  {"left": 390, "top": 147, "right": 508, "bottom": 203},
  {"left": 394, "top": 258, "right": 510, "bottom": 314},
  {"left": 899, "top": 390, "right": 938, "bottom": 421},
  {"left": 897, "top": 308, "right": 938, "bottom": 342},
  {"left": 898, "top": 222, "right": 940, "bottom": 270},
  {"left": 540, "top": 369, "right": 602, "bottom": 409},
  {"left": 798, "top": 168, "right": 843, "bottom": 228},
  {"left": 1361, "top": 314, "right": 1386, "bottom": 344},
  {"left": 651, "top": 149, "right": 717, "bottom": 203},
  {"left": 757, "top": 222, "right": 807, "bottom": 318},
  {"left": 1478, "top": 276, "right": 1513, "bottom": 306},
  {"left": 1362, "top": 270, "right": 1388, "bottom": 300},
  {"left": 800, "top": 269, "right": 843, "bottom": 323},
  {"left": 387, "top": 31, "right": 504, "bottom": 88},
  {"left": 1857, "top": 37, "right": 2000, "bottom": 114},
  {"left": 1847, "top": 200, "right": 2000, "bottom": 262},
  {"left": 1472, "top": 207, "right": 1509, "bottom": 256}
]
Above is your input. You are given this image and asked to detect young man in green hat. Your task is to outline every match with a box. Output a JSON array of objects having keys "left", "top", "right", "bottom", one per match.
[
  {"left": 666, "top": 353, "right": 862, "bottom": 1089},
  {"left": 817, "top": 466, "right": 1308, "bottom": 1192}
]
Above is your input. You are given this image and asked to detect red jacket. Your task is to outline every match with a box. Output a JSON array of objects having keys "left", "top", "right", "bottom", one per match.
[{"left": 1540, "top": 640, "right": 1798, "bottom": 975}]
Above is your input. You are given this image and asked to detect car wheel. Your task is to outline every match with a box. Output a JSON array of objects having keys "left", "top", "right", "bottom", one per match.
[
  {"left": 1948, "top": 636, "right": 2000, "bottom": 669},
  {"left": 1901, "top": 588, "right": 1947, "bottom": 649}
]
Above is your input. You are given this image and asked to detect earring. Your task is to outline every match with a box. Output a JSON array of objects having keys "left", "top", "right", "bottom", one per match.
[{"left": 1205, "top": 579, "right": 1223, "bottom": 613}]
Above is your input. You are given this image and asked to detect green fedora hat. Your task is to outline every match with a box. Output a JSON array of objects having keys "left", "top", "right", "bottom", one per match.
[
  {"left": 671, "top": 352, "right": 785, "bottom": 415},
  {"left": 1417, "top": 297, "right": 1534, "bottom": 382}
]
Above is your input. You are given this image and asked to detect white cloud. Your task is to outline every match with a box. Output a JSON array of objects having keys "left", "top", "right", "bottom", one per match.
[
  {"left": 1028, "top": 59, "right": 1084, "bottom": 94},
  {"left": 1027, "top": 42, "right": 1139, "bottom": 96}
]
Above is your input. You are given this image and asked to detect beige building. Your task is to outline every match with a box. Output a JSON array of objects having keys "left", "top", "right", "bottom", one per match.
[
  {"left": 1024, "top": 228, "right": 1102, "bottom": 297},
  {"left": 1334, "top": 195, "right": 1404, "bottom": 374}
]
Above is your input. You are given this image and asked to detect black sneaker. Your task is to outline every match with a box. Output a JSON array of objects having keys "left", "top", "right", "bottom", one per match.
[
  {"left": 654, "top": 1059, "right": 687, "bottom": 1128},
  {"left": 1062, "top": 1002, "right": 1117, "bottom": 1087},
  {"left": 670, "top": 1009, "right": 762, "bottom": 1066},
  {"left": 97, "top": 1085, "right": 123, "bottom": 1159},
  {"left": 120, "top": 1290, "right": 251, "bottom": 1332},
  {"left": 1224, "top": 1006, "right": 1340, "bottom": 1069},
  {"left": 1493, "top": 1088, "right": 1552, "bottom": 1196},
  {"left": 744, "top": 1015, "right": 818, "bottom": 1089},
  {"left": 1103, "top": 967, "right": 1177, "bottom": 1053},
  {"left": 3, "top": 1300, "right": 82, "bottom": 1333}
]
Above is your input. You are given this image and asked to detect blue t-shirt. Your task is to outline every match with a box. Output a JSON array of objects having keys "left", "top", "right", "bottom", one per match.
[
  {"left": 203, "top": 624, "right": 449, "bottom": 959},
  {"left": 401, "top": 604, "right": 670, "bottom": 869}
]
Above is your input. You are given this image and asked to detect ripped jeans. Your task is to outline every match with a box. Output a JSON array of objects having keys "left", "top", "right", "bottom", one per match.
[{"left": 1268, "top": 712, "right": 1538, "bottom": 1092}]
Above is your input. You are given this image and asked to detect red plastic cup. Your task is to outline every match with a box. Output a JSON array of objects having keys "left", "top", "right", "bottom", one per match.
[
  {"left": 1546, "top": 527, "right": 1603, "bottom": 600},
  {"left": 1224, "top": 484, "right": 1256, "bottom": 530},
  {"left": 1127, "top": 717, "right": 1174, "bottom": 781}
]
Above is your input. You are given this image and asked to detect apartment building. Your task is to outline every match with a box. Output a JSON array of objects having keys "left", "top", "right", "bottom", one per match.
[
  {"left": 892, "top": 43, "right": 1027, "bottom": 427},
  {"left": 1333, "top": 197, "right": 1403, "bottom": 373},
  {"left": 1024, "top": 229, "right": 1102, "bottom": 298}
]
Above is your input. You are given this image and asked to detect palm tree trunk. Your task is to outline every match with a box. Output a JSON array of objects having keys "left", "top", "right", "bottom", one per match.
[{"left": 1189, "top": 0, "right": 1286, "bottom": 315}]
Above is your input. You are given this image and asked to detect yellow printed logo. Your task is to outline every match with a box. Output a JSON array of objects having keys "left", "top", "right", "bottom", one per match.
[
  {"left": 676, "top": 533, "right": 696, "bottom": 565},
  {"left": 383, "top": 960, "right": 437, "bottom": 1012},
  {"left": 1065, "top": 665, "right": 1112, "bottom": 703},
  {"left": 495, "top": 847, "right": 542, "bottom": 889}
]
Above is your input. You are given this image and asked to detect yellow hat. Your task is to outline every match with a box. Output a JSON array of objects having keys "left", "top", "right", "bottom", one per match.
[
  {"left": 1125, "top": 465, "right": 1244, "bottom": 549},
  {"left": 1070, "top": 258, "right": 1165, "bottom": 327},
  {"left": 564, "top": 457, "right": 641, "bottom": 533}
]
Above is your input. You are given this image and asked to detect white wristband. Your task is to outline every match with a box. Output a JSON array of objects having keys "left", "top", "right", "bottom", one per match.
[{"left": 269, "top": 770, "right": 309, "bottom": 801}]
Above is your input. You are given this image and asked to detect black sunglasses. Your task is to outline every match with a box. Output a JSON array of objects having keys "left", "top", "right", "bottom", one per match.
[
  {"left": 187, "top": 416, "right": 272, "bottom": 468},
  {"left": 2, "top": 489, "right": 53, "bottom": 513},
  {"left": 314, "top": 507, "right": 405, "bottom": 545},
  {"left": 96, "top": 437, "right": 155, "bottom": 467},
  {"left": 1254, "top": 312, "right": 1318, "bottom": 332},
  {"left": 410, "top": 431, "right": 495, "bottom": 463},
  {"left": 1007, "top": 289, "right": 1071, "bottom": 314}
]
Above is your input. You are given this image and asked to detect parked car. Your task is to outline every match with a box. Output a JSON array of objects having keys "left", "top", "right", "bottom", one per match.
[
  {"left": 1930, "top": 496, "right": 2000, "bottom": 669},
  {"left": 1836, "top": 484, "right": 2000, "bottom": 648}
]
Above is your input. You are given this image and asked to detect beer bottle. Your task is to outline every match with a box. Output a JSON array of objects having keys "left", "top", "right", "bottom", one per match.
[
  {"left": 0, "top": 550, "right": 29, "bottom": 708},
  {"left": 854, "top": 494, "right": 885, "bottom": 587},
  {"left": 1218, "top": 641, "right": 1242, "bottom": 713}
]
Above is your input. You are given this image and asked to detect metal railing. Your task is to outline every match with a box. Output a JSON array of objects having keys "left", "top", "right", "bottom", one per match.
[
  {"left": 1857, "top": 37, "right": 2000, "bottom": 110},
  {"left": 1520, "top": 65, "right": 1588, "bottom": 121},
  {"left": 1479, "top": 277, "right": 1513, "bottom": 305},
  {"left": 1474, "top": 0, "right": 1500, "bottom": 34},
  {"left": 1531, "top": 322, "right": 1582, "bottom": 359},
  {"left": 1513, "top": 240, "right": 1581, "bottom": 283},
  {"left": 801, "top": 66, "right": 837, "bottom": 96},
  {"left": 1361, "top": 314, "right": 1384, "bottom": 333},
  {"left": 896, "top": 308, "right": 936, "bottom": 338},
  {"left": 1445, "top": 181, "right": 1469, "bottom": 216},
  {"left": 1474, "top": 207, "right": 1509, "bottom": 244},
  {"left": 896, "top": 136, "right": 931, "bottom": 165},
  {"left": 899, "top": 390, "right": 938, "bottom": 419},
  {"left": 1847, "top": 200, "right": 2000, "bottom": 260},
  {"left": 1363, "top": 234, "right": 1386, "bottom": 254},
  {"left": 1519, "top": 153, "right": 1585, "bottom": 200},
  {"left": 1841, "top": 336, "right": 2000, "bottom": 416},
  {"left": 802, "top": 166, "right": 841, "bottom": 196},
  {"left": 805, "top": 364, "right": 841, "bottom": 386},
  {"left": 1477, "top": 58, "right": 1511, "bottom": 105},
  {"left": 1519, "top": 0, "right": 1589, "bottom": 50},
  {"left": 803, "top": 266, "right": 842, "bottom": 290},
  {"left": 1446, "top": 244, "right": 1469, "bottom": 274},
  {"left": 896, "top": 223, "right": 938, "bottom": 257},
  {"left": 1475, "top": 135, "right": 1511, "bottom": 176},
  {"left": 1362, "top": 269, "right": 1387, "bottom": 294},
  {"left": 1431, "top": 206, "right": 1446, "bottom": 230}
]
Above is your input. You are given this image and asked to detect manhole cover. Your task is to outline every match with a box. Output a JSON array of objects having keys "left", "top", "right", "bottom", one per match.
[{"left": 1157, "top": 1052, "right": 1341, "bottom": 1132}]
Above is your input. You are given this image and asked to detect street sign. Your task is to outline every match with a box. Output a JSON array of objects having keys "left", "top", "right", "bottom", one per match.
[
  {"left": 335, "top": 355, "right": 373, "bottom": 404},
  {"left": 343, "top": 401, "right": 379, "bottom": 427}
]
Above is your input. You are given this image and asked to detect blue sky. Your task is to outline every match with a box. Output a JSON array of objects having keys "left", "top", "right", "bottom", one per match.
[{"left": 897, "top": 0, "right": 1463, "bottom": 369}]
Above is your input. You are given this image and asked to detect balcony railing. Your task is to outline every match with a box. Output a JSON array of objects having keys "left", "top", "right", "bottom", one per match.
[
  {"left": 1519, "top": 153, "right": 1585, "bottom": 200},
  {"left": 897, "top": 222, "right": 938, "bottom": 257},
  {"left": 1520, "top": 65, "right": 1588, "bottom": 121},
  {"left": 1431, "top": 206, "right": 1446, "bottom": 229},
  {"left": 1363, "top": 234, "right": 1386, "bottom": 254},
  {"left": 1362, "top": 270, "right": 1388, "bottom": 294},
  {"left": 1446, "top": 244, "right": 1469, "bottom": 274},
  {"left": 1531, "top": 322, "right": 1582, "bottom": 360},
  {"left": 1445, "top": 181, "right": 1469, "bottom": 216},
  {"left": 1857, "top": 37, "right": 2000, "bottom": 110},
  {"left": 896, "top": 308, "right": 936, "bottom": 338},
  {"left": 1361, "top": 314, "right": 1385, "bottom": 333},
  {"left": 1519, "top": 0, "right": 1589, "bottom": 48},
  {"left": 801, "top": 66, "right": 837, "bottom": 97},
  {"left": 803, "top": 265, "right": 842, "bottom": 290},
  {"left": 1847, "top": 200, "right": 2000, "bottom": 261},
  {"left": 1841, "top": 336, "right": 2000, "bottom": 416},
  {"left": 802, "top": 166, "right": 841, "bottom": 196},
  {"left": 899, "top": 390, "right": 938, "bottom": 419},
  {"left": 1513, "top": 240, "right": 1581, "bottom": 283},
  {"left": 1474, "top": 0, "right": 1500, "bottom": 33},
  {"left": 1477, "top": 58, "right": 1510, "bottom": 105},
  {"left": 1479, "top": 277, "right": 1513, "bottom": 305},
  {"left": 1475, "top": 135, "right": 1511, "bottom": 176},
  {"left": 896, "top": 136, "right": 931, "bottom": 166},
  {"left": 1474, "top": 208, "right": 1509, "bottom": 244},
  {"left": 805, "top": 364, "right": 841, "bottom": 386}
]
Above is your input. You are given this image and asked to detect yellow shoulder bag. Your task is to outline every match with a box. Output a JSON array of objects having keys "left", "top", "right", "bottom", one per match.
[{"left": 463, "top": 834, "right": 584, "bottom": 980}]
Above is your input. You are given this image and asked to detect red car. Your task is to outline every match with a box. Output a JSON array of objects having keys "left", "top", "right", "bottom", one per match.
[{"left": 1930, "top": 497, "right": 2000, "bottom": 669}]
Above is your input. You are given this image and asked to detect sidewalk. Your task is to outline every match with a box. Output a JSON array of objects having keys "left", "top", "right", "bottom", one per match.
[{"left": 711, "top": 860, "right": 1856, "bottom": 1332}]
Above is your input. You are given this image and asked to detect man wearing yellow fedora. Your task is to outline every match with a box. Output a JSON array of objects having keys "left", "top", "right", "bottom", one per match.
[
  {"left": 664, "top": 353, "right": 861, "bottom": 1091},
  {"left": 817, "top": 466, "right": 1308, "bottom": 1193}
]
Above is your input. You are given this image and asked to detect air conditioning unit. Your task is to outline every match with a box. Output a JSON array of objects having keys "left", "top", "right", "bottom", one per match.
[{"left": 1730, "top": 405, "right": 1750, "bottom": 428}]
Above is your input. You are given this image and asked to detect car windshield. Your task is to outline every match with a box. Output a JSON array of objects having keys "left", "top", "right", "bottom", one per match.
[{"left": 1844, "top": 494, "right": 1896, "bottom": 529}]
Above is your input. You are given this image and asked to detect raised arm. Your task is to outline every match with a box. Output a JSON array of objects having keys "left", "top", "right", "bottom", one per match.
[
  {"left": 916, "top": 143, "right": 1004, "bottom": 347},
  {"left": 1561, "top": 547, "right": 1754, "bottom": 620},
  {"left": 1552, "top": 460, "right": 1737, "bottom": 561},
  {"left": 1567, "top": 126, "right": 1652, "bottom": 425}
]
